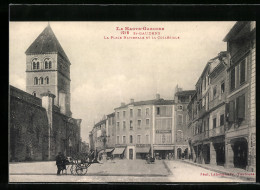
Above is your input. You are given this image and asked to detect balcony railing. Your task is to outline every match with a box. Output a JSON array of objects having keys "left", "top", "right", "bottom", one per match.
[
  {"left": 193, "top": 129, "right": 209, "bottom": 142},
  {"left": 209, "top": 125, "right": 225, "bottom": 138},
  {"left": 209, "top": 95, "right": 226, "bottom": 110}
]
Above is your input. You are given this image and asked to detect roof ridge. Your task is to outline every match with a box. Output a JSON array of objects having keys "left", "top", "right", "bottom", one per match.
[{"left": 25, "top": 24, "right": 70, "bottom": 64}]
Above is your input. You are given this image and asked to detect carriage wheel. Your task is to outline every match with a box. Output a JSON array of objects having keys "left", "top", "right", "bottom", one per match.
[
  {"left": 70, "top": 164, "right": 77, "bottom": 175},
  {"left": 76, "top": 165, "right": 87, "bottom": 175}
]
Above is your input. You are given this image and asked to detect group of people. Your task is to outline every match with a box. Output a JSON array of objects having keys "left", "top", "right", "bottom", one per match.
[{"left": 166, "top": 153, "right": 174, "bottom": 160}]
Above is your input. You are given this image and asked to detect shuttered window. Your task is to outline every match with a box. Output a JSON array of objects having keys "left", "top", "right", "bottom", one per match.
[
  {"left": 237, "top": 94, "right": 245, "bottom": 119},
  {"left": 213, "top": 118, "right": 217, "bottom": 129},
  {"left": 220, "top": 114, "right": 224, "bottom": 126},
  {"left": 240, "top": 59, "right": 246, "bottom": 84},
  {"left": 230, "top": 68, "right": 236, "bottom": 91},
  {"left": 228, "top": 101, "right": 235, "bottom": 122}
]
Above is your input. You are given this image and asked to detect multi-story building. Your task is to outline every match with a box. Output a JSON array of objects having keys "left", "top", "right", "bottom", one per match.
[
  {"left": 114, "top": 98, "right": 154, "bottom": 159},
  {"left": 113, "top": 94, "right": 175, "bottom": 160},
  {"left": 188, "top": 21, "right": 256, "bottom": 172},
  {"left": 173, "top": 85, "right": 196, "bottom": 159},
  {"left": 91, "top": 118, "right": 107, "bottom": 154},
  {"left": 106, "top": 113, "right": 116, "bottom": 150},
  {"left": 223, "top": 21, "right": 256, "bottom": 171},
  {"left": 188, "top": 51, "right": 228, "bottom": 165}
]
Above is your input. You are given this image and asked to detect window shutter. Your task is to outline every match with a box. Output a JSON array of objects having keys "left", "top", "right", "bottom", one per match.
[
  {"left": 238, "top": 95, "right": 245, "bottom": 119},
  {"left": 225, "top": 103, "right": 229, "bottom": 121},
  {"left": 228, "top": 101, "right": 235, "bottom": 122}
]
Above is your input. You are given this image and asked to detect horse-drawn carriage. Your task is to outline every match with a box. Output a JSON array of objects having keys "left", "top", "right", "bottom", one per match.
[{"left": 61, "top": 151, "right": 101, "bottom": 175}]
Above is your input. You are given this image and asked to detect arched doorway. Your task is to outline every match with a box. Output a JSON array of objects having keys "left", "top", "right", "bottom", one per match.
[
  {"left": 233, "top": 138, "right": 248, "bottom": 169},
  {"left": 177, "top": 148, "right": 182, "bottom": 159}
]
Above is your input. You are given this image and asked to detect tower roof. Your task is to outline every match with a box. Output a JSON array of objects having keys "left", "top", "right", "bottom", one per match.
[{"left": 25, "top": 24, "right": 70, "bottom": 64}]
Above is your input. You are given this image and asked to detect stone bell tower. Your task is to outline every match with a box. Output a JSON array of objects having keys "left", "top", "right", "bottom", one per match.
[{"left": 25, "top": 23, "right": 71, "bottom": 117}]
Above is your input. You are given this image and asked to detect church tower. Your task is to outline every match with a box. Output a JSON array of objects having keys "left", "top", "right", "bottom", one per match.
[{"left": 25, "top": 23, "right": 71, "bottom": 117}]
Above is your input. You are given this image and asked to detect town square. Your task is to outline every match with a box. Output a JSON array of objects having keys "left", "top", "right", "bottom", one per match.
[{"left": 9, "top": 20, "right": 256, "bottom": 183}]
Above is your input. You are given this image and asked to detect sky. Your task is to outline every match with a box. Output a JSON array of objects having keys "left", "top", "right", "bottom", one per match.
[{"left": 9, "top": 21, "right": 236, "bottom": 143}]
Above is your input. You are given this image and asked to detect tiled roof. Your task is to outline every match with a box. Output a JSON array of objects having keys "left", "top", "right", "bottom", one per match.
[
  {"left": 223, "top": 22, "right": 247, "bottom": 42},
  {"left": 107, "top": 112, "right": 115, "bottom": 117},
  {"left": 25, "top": 24, "right": 70, "bottom": 64},
  {"left": 115, "top": 99, "right": 174, "bottom": 109},
  {"left": 175, "top": 90, "right": 196, "bottom": 96}
]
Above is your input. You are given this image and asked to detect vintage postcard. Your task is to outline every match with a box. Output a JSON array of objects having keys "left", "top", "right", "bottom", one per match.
[{"left": 9, "top": 19, "right": 256, "bottom": 183}]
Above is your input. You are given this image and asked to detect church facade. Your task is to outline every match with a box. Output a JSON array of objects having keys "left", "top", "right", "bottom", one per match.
[{"left": 9, "top": 24, "right": 81, "bottom": 161}]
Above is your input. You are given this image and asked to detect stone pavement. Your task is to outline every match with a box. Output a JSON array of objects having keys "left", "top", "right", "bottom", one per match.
[
  {"left": 180, "top": 159, "right": 256, "bottom": 182},
  {"left": 9, "top": 159, "right": 170, "bottom": 176},
  {"left": 9, "top": 159, "right": 251, "bottom": 182}
]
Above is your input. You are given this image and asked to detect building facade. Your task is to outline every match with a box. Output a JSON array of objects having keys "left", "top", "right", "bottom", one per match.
[
  {"left": 224, "top": 21, "right": 256, "bottom": 172},
  {"left": 9, "top": 24, "right": 81, "bottom": 161},
  {"left": 188, "top": 52, "right": 228, "bottom": 165},
  {"left": 187, "top": 21, "right": 256, "bottom": 172},
  {"left": 173, "top": 86, "right": 196, "bottom": 159},
  {"left": 110, "top": 94, "right": 180, "bottom": 160},
  {"left": 106, "top": 113, "right": 116, "bottom": 149},
  {"left": 91, "top": 118, "right": 107, "bottom": 154}
]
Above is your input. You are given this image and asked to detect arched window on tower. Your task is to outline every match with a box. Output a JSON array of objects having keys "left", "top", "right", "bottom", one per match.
[
  {"left": 45, "top": 77, "right": 49, "bottom": 84},
  {"left": 44, "top": 58, "right": 52, "bottom": 69},
  {"left": 32, "top": 58, "right": 40, "bottom": 70},
  {"left": 36, "top": 61, "right": 40, "bottom": 69},
  {"left": 45, "top": 61, "right": 48, "bottom": 69},
  {"left": 34, "top": 77, "right": 38, "bottom": 85},
  {"left": 39, "top": 77, "right": 43, "bottom": 85},
  {"left": 32, "top": 92, "right": 36, "bottom": 97}
]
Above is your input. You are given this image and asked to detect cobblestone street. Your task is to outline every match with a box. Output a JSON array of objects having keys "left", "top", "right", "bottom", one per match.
[{"left": 9, "top": 160, "right": 253, "bottom": 182}]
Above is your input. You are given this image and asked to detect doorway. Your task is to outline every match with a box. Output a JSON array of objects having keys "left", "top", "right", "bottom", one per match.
[
  {"left": 215, "top": 142, "right": 225, "bottom": 166},
  {"left": 129, "top": 149, "right": 133, "bottom": 160},
  {"left": 177, "top": 148, "right": 182, "bottom": 159},
  {"left": 233, "top": 139, "right": 248, "bottom": 169}
]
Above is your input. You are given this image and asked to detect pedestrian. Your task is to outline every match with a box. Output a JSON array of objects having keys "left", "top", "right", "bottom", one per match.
[{"left": 56, "top": 152, "right": 64, "bottom": 175}]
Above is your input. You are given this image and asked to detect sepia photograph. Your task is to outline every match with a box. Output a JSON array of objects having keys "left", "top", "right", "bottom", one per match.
[{"left": 9, "top": 20, "right": 256, "bottom": 183}]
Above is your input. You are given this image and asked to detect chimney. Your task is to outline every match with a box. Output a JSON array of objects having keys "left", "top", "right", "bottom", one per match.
[
  {"left": 156, "top": 93, "right": 160, "bottom": 100},
  {"left": 130, "top": 99, "right": 134, "bottom": 103},
  {"left": 121, "top": 102, "right": 125, "bottom": 106}
]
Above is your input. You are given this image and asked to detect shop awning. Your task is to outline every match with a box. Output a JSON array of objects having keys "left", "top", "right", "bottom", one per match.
[
  {"left": 112, "top": 147, "right": 125, "bottom": 155},
  {"left": 105, "top": 148, "right": 114, "bottom": 153},
  {"left": 153, "top": 146, "right": 174, "bottom": 150},
  {"left": 136, "top": 147, "right": 150, "bottom": 153}
]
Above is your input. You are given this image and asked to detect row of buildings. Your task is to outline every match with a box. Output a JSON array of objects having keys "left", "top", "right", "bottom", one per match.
[
  {"left": 89, "top": 88, "right": 195, "bottom": 160},
  {"left": 9, "top": 24, "right": 83, "bottom": 161},
  {"left": 187, "top": 21, "right": 256, "bottom": 172},
  {"left": 89, "top": 21, "right": 256, "bottom": 172}
]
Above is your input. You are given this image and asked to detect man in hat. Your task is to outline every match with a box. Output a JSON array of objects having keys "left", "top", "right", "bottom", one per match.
[{"left": 56, "top": 152, "right": 64, "bottom": 175}]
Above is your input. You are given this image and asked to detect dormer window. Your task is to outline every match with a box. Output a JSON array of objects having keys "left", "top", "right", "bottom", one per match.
[
  {"left": 32, "top": 58, "right": 40, "bottom": 70},
  {"left": 44, "top": 58, "right": 52, "bottom": 69}
]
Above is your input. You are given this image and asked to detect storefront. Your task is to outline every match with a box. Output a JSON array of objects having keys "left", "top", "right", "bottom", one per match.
[
  {"left": 105, "top": 148, "right": 114, "bottom": 158},
  {"left": 112, "top": 147, "right": 126, "bottom": 159},
  {"left": 135, "top": 144, "right": 151, "bottom": 159},
  {"left": 153, "top": 145, "right": 174, "bottom": 159}
]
